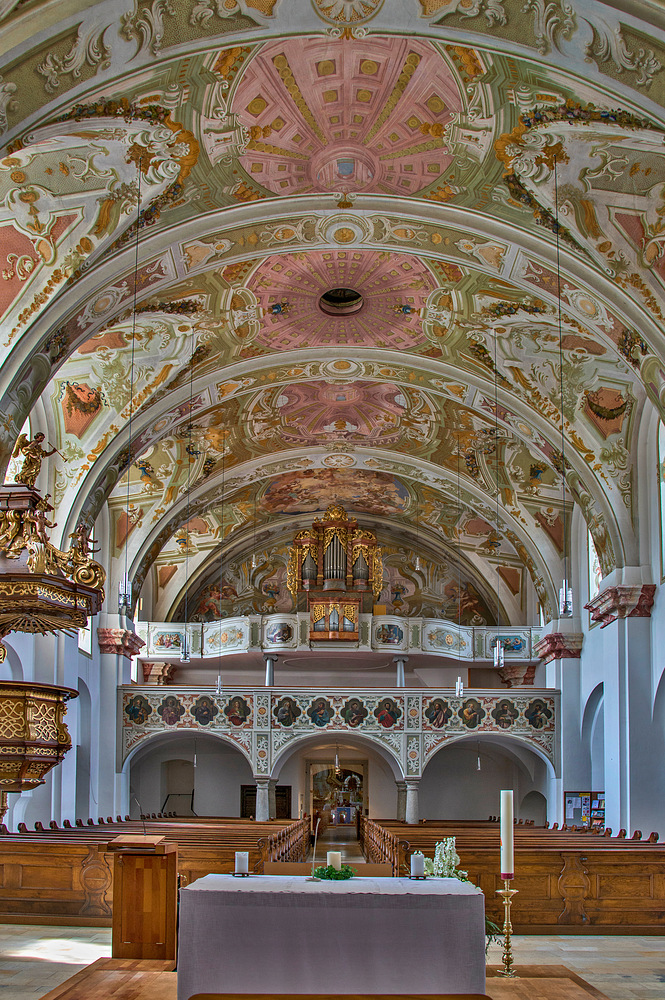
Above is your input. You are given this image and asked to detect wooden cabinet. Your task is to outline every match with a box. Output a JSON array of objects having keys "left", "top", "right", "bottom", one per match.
[{"left": 105, "top": 837, "right": 177, "bottom": 961}]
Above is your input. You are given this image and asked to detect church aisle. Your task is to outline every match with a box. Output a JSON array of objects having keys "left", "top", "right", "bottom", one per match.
[{"left": 310, "top": 823, "right": 366, "bottom": 864}]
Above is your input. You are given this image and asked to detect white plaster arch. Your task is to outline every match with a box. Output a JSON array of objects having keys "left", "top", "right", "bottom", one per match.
[
  {"left": 120, "top": 726, "right": 253, "bottom": 774},
  {"left": 270, "top": 731, "right": 405, "bottom": 782},
  {"left": 422, "top": 730, "right": 557, "bottom": 779}
]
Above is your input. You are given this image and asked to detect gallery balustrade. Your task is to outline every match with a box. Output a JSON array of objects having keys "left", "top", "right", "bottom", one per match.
[
  {"left": 135, "top": 614, "right": 545, "bottom": 662},
  {"left": 120, "top": 685, "right": 559, "bottom": 779}
]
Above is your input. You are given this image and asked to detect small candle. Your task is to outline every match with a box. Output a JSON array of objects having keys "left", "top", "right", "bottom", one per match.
[
  {"left": 500, "top": 790, "right": 514, "bottom": 879},
  {"left": 410, "top": 853, "right": 425, "bottom": 877},
  {"left": 327, "top": 851, "right": 342, "bottom": 870},
  {"left": 235, "top": 851, "right": 249, "bottom": 874}
]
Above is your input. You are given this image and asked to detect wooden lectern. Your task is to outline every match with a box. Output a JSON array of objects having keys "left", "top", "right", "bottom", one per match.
[{"left": 105, "top": 834, "right": 177, "bottom": 960}]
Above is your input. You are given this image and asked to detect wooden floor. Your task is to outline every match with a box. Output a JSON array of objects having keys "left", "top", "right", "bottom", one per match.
[{"left": 37, "top": 958, "right": 610, "bottom": 1000}]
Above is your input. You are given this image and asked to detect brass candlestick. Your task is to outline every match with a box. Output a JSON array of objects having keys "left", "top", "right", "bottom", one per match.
[{"left": 495, "top": 879, "right": 518, "bottom": 978}]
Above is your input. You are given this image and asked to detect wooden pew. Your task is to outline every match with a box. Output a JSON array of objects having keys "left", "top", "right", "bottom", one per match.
[
  {"left": 359, "top": 817, "right": 665, "bottom": 933},
  {"left": 0, "top": 817, "right": 307, "bottom": 924}
]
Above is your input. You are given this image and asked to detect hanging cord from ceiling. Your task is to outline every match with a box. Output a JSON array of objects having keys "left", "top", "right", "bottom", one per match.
[
  {"left": 180, "top": 291, "right": 197, "bottom": 663},
  {"left": 119, "top": 160, "right": 142, "bottom": 617},
  {"left": 493, "top": 312, "right": 504, "bottom": 670},
  {"left": 554, "top": 156, "right": 573, "bottom": 618}
]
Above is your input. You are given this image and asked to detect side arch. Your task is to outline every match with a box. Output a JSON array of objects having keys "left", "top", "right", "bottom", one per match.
[{"left": 270, "top": 731, "right": 405, "bottom": 781}]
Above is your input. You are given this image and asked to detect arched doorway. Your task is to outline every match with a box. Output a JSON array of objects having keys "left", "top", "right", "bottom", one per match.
[{"left": 271, "top": 732, "right": 404, "bottom": 823}]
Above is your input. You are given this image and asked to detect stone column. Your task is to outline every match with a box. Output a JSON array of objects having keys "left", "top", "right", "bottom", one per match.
[
  {"left": 534, "top": 625, "right": 584, "bottom": 829},
  {"left": 396, "top": 780, "right": 407, "bottom": 822},
  {"left": 268, "top": 779, "right": 277, "bottom": 820},
  {"left": 405, "top": 779, "right": 420, "bottom": 825},
  {"left": 96, "top": 614, "right": 145, "bottom": 818},
  {"left": 255, "top": 778, "right": 270, "bottom": 822},
  {"left": 584, "top": 582, "right": 656, "bottom": 835},
  {"left": 264, "top": 654, "right": 276, "bottom": 686},
  {"left": 393, "top": 656, "right": 407, "bottom": 687}
]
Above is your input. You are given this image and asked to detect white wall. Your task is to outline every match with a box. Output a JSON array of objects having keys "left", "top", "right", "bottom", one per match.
[
  {"left": 130, "top": 735, "right": 254, "bottom": 817},
  {"left": 420, "top": 739, "right": 549, "bottom": 822}
]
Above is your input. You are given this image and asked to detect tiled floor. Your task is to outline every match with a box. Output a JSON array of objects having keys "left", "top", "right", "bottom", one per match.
[
  {"left": 0, "top": 924, "right": 111, "bottom": 999},
  {"left": 0, "top": 921, "right": 663, "bottom": 999},
  {"left": 486, "top": 934, "right": 665, "bottom": 1000}
]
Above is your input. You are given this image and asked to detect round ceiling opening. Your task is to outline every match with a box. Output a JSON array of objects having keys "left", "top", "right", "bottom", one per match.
[{"left": 319, "top": 287, "right": 364, "bottom": 316}]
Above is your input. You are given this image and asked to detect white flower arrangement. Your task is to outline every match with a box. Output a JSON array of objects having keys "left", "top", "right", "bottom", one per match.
[{"left": 431, "top": 837, "right": 468, "bottom": 880}]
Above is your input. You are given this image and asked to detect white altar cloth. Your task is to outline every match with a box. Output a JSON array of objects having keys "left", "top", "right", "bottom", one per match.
[{"left": 177, "top": 874, "right": 486, "bottom": 997}]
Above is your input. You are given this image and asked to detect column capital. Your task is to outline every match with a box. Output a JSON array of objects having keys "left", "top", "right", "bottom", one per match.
[
  {"left": 533, "top": 632, "right": 584, "bottom": 664},
  {"left": 584, "top": 584, "right": 656, "bottom": 629},
  {"left": 395, "top": 779, "right": 407, "bottom": 788},
  {"left": 392, "top": 655, "right": 408, "bottom": 663},
  {"left": 263, "top": 652, "right": 277, "bottom": 662},
  {"left": 405, "top": 777, "right": 420, "bottom": 787},
  {"left": 97, "top": 627, "right": 145, "bottom": 659}
]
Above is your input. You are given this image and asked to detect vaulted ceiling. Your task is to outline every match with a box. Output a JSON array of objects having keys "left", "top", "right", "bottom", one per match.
[{"left": 1, "top": 0, "right": 664, "bottom": 625}]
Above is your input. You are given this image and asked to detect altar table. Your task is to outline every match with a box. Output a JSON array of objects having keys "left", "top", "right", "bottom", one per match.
[{"left": 177, "top": 874, "right": 486, "bottom": 998}]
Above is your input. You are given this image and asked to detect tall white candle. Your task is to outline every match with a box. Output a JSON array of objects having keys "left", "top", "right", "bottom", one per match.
[
  {"left": 235, "top": 851, "right": 249, "bottom": 874},
  {"left": 327, "top": 851, "right": 342, "bottom": 871},
  {"left": 410, "top": 853, "right": 425, "bottom": 877},
  {"left": 500, "top": 789, "right": 514, "bottom": 879}
]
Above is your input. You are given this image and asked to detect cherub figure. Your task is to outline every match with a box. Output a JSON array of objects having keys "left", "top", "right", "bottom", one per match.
[{"left": 11, "top": 433, "right": 56, "bottom": 489}]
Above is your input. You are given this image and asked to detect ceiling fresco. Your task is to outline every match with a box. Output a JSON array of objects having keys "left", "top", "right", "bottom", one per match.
[
  {"left": 230, "top": 36, "right": 462, "bottom": 198},
  {"left": 1, "top": 1, "right": 664, "bottom": 628},
  {"left": 246, "top": 249, "right": 437, "bottom": 350}
]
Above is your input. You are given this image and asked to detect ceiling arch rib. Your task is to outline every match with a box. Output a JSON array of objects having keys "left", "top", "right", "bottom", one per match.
[
  {"left": 160, "top": 515, "right": 523, "bottom": 629},
  {"left": 50, "top": 336, "right": 628, "bottom": 589},
  {"left": 1, "top": 5, "right": 661, "bottom": 638},
  {"left": 115, "top": 445, "right": 566, "bottom": 623}
]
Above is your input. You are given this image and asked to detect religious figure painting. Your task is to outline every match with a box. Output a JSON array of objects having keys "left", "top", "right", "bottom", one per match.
[
  {"left": 491, "top": 699, "right": 518, "bottom": 729},
  {"left": 262, "top": 469, "right": 409, "bottom": 516},
  {"left": 374, "top": 623, "right": 404, "bottom": 645},
  {"left": 152, "top": 631, "right": 183, "bottom": 650},
  {"left": 459, "top": 698, "right": 486, "bottom": 729},
  {"left": 424, "top": 697, "right": 452, "bottom": 728},
  {"left": 157, "top": 695, "right": 186, "bottom": 726},
  {"left": 374, "top": 697, "right": 402, "bottom": 728},
  {"left": 525, "top": 699, "right": 552, "bottom": 730},
  {"left": 124, "top": 695, "right": 153, "bottom": 725},
  {"left": 341, "top": 697, "right": 368, "bottom": 728},
  {"left": 224, "top": 696, "right": 251, "bottom": 727},
  {"left": 496, "top": 634, "right": 527, "bottom": 653},
  {"left": 191, "top": 696, "right": 219, "bottom": 726},
  {"left": 307, "top": 697, "right": 334, "bottom": 727},
  {"left": 273, "top": 696, "right": 301, "bottom": 727},
  {"left": 266, "top": 622, "right": 293, "bottom": 643}
]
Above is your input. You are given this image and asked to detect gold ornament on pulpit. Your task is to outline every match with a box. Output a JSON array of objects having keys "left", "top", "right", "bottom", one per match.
[
  {"left": 11, "top": 433, "right": 57, "bottom": 489},
  {"left": 0, "top": 443, "right": 106, "bottom": 663},
  {"left": 0, "top": 681, "right": 77, "bottom": 822}
]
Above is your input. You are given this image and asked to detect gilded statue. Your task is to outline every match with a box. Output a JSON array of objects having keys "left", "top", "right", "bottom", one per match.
[{"left": 11, "top": 433, "right": 57, "bottom": 489}]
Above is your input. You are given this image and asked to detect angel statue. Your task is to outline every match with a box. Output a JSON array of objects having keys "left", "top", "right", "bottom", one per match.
[{"left": 11, "top": 433, "right": 56, "bottom": 489}]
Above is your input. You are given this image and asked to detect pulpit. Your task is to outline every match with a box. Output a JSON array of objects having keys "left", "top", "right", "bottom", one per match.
[{"left": 105, "top": 834, "right": 177, "bottom": 960}]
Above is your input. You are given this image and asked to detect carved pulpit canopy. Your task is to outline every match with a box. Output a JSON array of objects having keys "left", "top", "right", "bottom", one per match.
[{"left": 286, "top": 504, "right": 383, "bottom": 602}]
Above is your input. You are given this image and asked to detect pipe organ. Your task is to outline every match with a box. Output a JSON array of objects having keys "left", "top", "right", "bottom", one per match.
[{"left": 286, "top": 504, "right": 383, "bottom": 640}]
